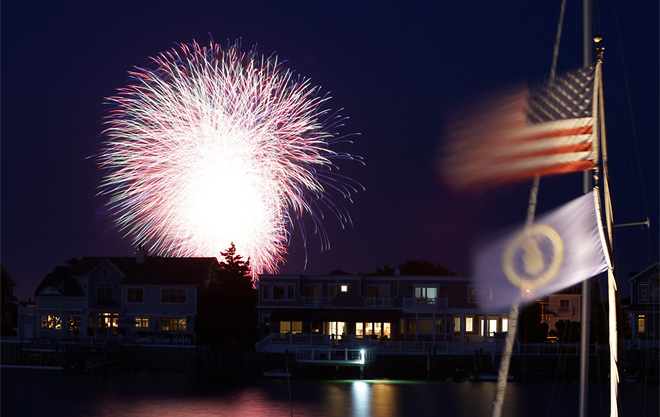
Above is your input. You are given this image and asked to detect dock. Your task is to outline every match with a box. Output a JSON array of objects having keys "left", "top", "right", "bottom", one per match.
[{"left": 295, "top": 347, "right": 374, "bottom": 366}]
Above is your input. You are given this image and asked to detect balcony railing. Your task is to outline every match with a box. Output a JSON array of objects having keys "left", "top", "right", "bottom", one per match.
[
  {"left": 303, "top": 296, "right": 332, "bottom": 306},
  {"left": 365, "top": 297, "right": 393, "bottom": 308},
  {"left": 403, "top": 297, "right": 448, "bottom": 308}
]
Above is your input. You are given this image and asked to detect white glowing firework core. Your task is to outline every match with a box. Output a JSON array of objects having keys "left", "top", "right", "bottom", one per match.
[
  {"left": 99, "top": 41, "right": 360, "bottom": 279},
  {"left": 178, "top": 130, "right": 285, "bottom": 269}
]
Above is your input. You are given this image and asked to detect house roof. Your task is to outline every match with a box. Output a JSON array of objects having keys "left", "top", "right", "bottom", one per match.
[
  {"left": 102, "top": 256, "right": 218, "bottom": 285},
  {"left": 34, "top": 265, "right": 86, "bottom": 297},
  {"left": 627, "top": 261, "right": 660, "bottom": 282},
  {"left": 34, "top": 256, "right": 219, "bottom": 296},
  {"left": 1, "top": 264, "right": 17, "bottom": 287}
]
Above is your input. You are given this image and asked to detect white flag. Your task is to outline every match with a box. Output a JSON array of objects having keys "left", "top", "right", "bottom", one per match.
[{"left": 475, "top": 190, "right": 610, "bottom": 310}]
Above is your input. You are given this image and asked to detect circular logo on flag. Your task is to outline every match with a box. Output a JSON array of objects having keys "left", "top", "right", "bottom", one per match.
[{"left": 501, "top": 224, "right": 563, "bottom": 291}]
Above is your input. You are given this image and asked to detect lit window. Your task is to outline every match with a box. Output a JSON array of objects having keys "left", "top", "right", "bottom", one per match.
[
  {"left": 135, "top": 317, "right": 149, "bottom": 328},
  {"left": 68, "top": 315, "right": 82, "bottom": 331},
  {"left": 161, "top": 288, "right": 186, "bottom": 303},
  {"left": 488, "top": 319, "right": 498, "bottom": 337},
  {"left": 280, "top": 321, "right": 303, "bottom": 334},
  {"left": 356, "top": 322, "right": 364, "bottom": 336},
  {"left": 127, "top": 288, "right": 144, "bottom": 303},
  {"left": 454, "top": 316, "right": 461, "bottom": 332},
  {"left": 41, "top": 313, "right": 62, "bottom": 330},
  {"left": 638, "top": 315, "right": 646, "bottom": 333},
  {"left": 415, "top": 286, "right": 438, "bottom": 304},
  {"left": 466, "top": 317, "right": 474, "bottom": 332},
  {"left": 340, "top": 285, "right": 348, "bottom": 292},
  {"left": 326, "top": 321, "right": 345, "bottom": 336},
  {"left": 161, "top": 317, "right": 186, "bottom": 332},
  {"left": 502, "top": 318, "right": 508, "bottom": 332},
  {"left": 383, "top": 323, "right": 391, "bottom": 339},
  {"left": 100, "top": 313, "right": 118, "bottom": 329},
  {"left": 93, "top": 313, "right": 118, "bottom": 335}
]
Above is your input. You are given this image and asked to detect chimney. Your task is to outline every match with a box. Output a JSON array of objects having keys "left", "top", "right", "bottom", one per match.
[{"left": 136, "top": 246, "right": 147, "bottom": 264}]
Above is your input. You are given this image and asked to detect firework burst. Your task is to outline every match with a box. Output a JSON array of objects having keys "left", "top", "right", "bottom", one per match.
[{"left": 98, "top": 40, "right": 361, "bottom": 279}]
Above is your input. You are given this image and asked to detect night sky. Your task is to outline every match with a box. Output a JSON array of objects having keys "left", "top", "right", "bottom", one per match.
[{"left": 2, "top": 1, "right": 657, "bottom": 301}]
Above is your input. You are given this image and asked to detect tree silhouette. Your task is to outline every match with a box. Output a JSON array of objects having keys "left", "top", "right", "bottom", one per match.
[
  {"left": 328, "top": 268, "right": 351, "bottom": 275},
  {"left": 519, "top": 302, "right": 549, "bottom": 343},
  {"left": 195, "top": 243, "right": 257, "bottom": 350},
  {"left": 375, "top": 258, "right": 457, "bottom": 276}
]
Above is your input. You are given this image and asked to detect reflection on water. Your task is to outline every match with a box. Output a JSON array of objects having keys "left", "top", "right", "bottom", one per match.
[{"left": 1, "top": 370, "right": 657, "bottom": 417}]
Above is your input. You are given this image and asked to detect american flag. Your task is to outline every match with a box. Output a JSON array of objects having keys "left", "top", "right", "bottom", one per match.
[{"left": 441, "top": 63, "right": 600, "bottom": 190}]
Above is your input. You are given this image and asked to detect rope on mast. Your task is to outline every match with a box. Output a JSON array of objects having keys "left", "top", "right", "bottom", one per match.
[{"left": 490, "top": 1, "right": 568, "bottom": 417}]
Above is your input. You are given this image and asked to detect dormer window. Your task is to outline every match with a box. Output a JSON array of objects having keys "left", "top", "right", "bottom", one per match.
[
  {"left": 639, "top": 275, "right": 659, "bottom": 304},
  {"left": 40, "top": 286, "right": 61, "bottom": 296}
]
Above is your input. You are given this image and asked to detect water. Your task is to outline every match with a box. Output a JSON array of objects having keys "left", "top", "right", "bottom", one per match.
[{"left": 2, "top": 369, "right": 657, "bottom": 417}]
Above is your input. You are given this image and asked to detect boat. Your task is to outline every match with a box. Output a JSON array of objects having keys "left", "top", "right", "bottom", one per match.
[{"left": 263, "top": 369, "right": 292, "bottom": 378}]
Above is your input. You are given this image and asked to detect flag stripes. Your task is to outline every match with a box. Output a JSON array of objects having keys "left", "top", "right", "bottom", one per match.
[{"left": 442, "top": 64, "right": 600, "bottom": 190}]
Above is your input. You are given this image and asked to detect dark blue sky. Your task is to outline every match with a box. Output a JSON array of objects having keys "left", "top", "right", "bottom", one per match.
[{"left": 2, "top": 1, "right": 657, "bottom": 301}]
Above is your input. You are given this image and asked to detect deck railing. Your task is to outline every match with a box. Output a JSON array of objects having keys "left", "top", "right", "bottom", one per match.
[
  {"left": 295, "top": 347, "right": 375, "bottom": 364},
  {"left": 403, "top": 297, "right": 448, "bottom": 308},
  {"left": 256, "top": 333, "right": 599, "bottom": 356}
]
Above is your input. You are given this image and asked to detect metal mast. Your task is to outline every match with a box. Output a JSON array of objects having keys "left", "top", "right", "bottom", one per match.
[{"left": 579, "top": 1, "right": 593, "bottom": 416}]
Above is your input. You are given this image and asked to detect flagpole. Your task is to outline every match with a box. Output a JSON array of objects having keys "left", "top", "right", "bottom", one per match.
[
  {"left": 579, "top": 1, "right": 593, "bottom": 416},
  {"left": 596, "top": 39, "right": 620, "bottom": 416}
]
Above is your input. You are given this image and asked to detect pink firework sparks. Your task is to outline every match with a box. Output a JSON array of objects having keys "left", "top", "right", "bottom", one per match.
[{"left": 98, "top": 40, "right": 361, "bottom": 279}]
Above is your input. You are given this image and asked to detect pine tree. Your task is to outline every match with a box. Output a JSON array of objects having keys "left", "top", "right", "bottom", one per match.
[{"left": 195, "top": 243, "right": 257, "bottom": 350}]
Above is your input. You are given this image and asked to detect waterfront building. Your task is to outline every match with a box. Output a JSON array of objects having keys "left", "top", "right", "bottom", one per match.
[
  {"left": 21, "top": 251, "right": 218, "bottom": 343},
  {"left": 626, "top": 261, "right": 659, "bottom": 348},
  {"left": 539, "top": 291, "right": 582, "bottom": 343},
  {"left": 255, "top": 273, "right": 511, "bottom": 353}
]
